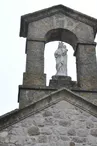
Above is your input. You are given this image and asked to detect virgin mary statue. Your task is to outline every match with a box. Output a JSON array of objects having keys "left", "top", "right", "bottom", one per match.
[{"left": 54, "top": 42, "right": 68, "bottom": 76}]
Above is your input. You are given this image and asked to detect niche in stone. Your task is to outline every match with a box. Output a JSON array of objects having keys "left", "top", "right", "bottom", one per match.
[{"left": 44, "top": 41, "right": 76, "bottom": 86}]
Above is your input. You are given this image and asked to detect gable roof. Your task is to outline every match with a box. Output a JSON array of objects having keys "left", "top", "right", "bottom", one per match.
[
  {"left": 0, "top": 88, "right": 97, "bottom": 131},
  {"left": 20, "top": 4, "right": 97, "bottom": 38}
]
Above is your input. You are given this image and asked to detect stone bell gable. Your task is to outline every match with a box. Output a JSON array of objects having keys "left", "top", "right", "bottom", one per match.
[
  {"left": 20, "top": 4, "right": 97, "bottom": 38},
  {"left": 0, "top": 4, "right": 97, "bottom": 146},
  {"left": 19, "top": 4, "right": 97, "bottom": 90}
]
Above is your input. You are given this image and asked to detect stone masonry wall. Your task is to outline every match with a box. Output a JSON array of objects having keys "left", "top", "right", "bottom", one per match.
[
  {"left": 19, "top": 88, "right": 55, "bottom": 109},
  {"left": 28, "top": 13, "right": 94, "bottom": 43},
  {"left": 73, "top": 91, "right": 97, "bottom": 106},
  {"left": 0, "top": 100, "right": 97, "bottom": 146}
]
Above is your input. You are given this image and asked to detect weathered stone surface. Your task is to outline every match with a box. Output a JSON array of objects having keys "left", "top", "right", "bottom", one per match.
[
  {"left": 56, "top": 126, "right": 67, "bottom": 135},
  {"left": 33, "top": 117, "right": 45, "bottom": 127},
  {"left": 59, "top": 120, "right": 71, "bottom": 127},
  {"left": 75, "top": 144, "right": 86, "bottom": 146},
  {"left": 70, "top": 142, "right": 75, "bottom": 146},
  {"left": 60, "top": 136, "right": 70, "bottom": 141},
  {"left": 72, "top": 120, "right": 85, "bottom": 129},
  {"left": 43, "top": 110, "right": 52, "bottom": 117},
  {"left": 44, "top": 117, "right": 56, "bottom": 126},
  {"left": 87, "top": 135, "right": 97, "bottom": 145},
  {"left": 67, "top": 129, "right": 76, "bottom": 136},
  {"left": 40, "top": 127, "right": 52, "bottom": 135},
  {"left": 77, "top": 129, "right": 89, "bottom": 137},
  {"left": 91, "top": 117, "right": 97, "bottom": 122},
  {"left": 28, "top": 126, "right": 40, "bottom": 136},
  {"left": 49, "top": 75, "right": 73, "bottom": 88},
  {"left": 86, "top": 121, "right": 94, "bottom": 129},
  {"left": 0, "top": 131, "right": 8, "bottom": 138},
  {"left": 72, "top": 137, "right": 86, "bottom": 143},
  {"left": 0, "top": 100, "right": 97, "bottom": 145},
  {"left": 73, "top": 91, "right": 97, "bottom": 106},
  {"left": 38, "top": 135, "right": 47, "bottom": 143},
  {"left": 90, "top": 129, "right": 97, "bottom": 137},
  {"left": 1, "top": 3, "right": 97, "bottom": 146},
  {"left": 0, "top": 144, "right": 8, "bottom": 146},
  {"left": 76, "top": 44, "right": 97, "bottom": 90},
  {"left": 19, "top": 87, "right": 56, "bottom": 109},
  {"left": 2, "top": 87, "right": 97, "bottom": 132}
]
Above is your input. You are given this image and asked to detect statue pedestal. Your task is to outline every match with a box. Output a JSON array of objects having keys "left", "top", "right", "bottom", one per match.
[{"left": 49, "top": 75, "right": 74, "bottom": 88}]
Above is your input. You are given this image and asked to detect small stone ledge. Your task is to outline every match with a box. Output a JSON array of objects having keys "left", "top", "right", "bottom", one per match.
[
  {"left": 49, "top": 75, "right": 77, "bottom": 88},
  {"left": 18, "top": 85, "right": 57, "bottom": 102},
  {"left": 0, "top": 88, "right": 97, "bottom": 131},
  {"left": 0, "top": 109, "right": 18, "bottom": 119},
  {"left": 19, "top": 85, "right": 57, "bottom": 90},
  {"left": 72, "top": 89, "right": 97, "bottom": 93}
]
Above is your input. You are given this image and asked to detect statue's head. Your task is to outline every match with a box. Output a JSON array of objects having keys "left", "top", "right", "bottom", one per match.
[
  {"left": 54, "top": 42, "right": 67, "bottom": 58},
  {"left": 58, "top": 42, "right": 66, "bottom": 50}
]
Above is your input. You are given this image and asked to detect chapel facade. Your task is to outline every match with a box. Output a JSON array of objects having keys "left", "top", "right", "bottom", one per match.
[{"left": 0, "top": 5, "right": 97, "bottom": 146}]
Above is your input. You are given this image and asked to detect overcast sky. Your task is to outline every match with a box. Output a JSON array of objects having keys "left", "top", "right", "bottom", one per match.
[{"left": 0, "top": 0, "right": 97, "bottom": 116}]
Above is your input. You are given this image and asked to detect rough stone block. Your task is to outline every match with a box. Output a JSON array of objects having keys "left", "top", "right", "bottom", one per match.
[
  {"left": 38, "top": 135, "right": 47, "bottom": 143},
  {"left": 67, "top": 129, "right": 76, "bottom": 136},
  {"left": 90, "top": 129, "right": 97, "bottom": 137},
  {"left": 43, "top": 110, "right": 52, "bottom": 117},
  {"left": 28, "top": 126, "right": 40, "bottom": 136},
  {"left": 59, "top": 120, "right": 71, "bottom": 127}
]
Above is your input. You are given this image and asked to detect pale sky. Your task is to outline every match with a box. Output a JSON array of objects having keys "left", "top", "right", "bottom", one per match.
[{"left": 0, "top": 0, "right": 97, "bottom": 116}]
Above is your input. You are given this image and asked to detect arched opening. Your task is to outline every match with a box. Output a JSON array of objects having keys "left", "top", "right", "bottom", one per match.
[
  {"left": 45, "top": 28, "right": 78, "bottom": 50},
  {"left": 44, "top": 41, "right": 77, "bottom": 85},
  {"left": 44, "top": 28, "right": 78, "bottom": 86}
]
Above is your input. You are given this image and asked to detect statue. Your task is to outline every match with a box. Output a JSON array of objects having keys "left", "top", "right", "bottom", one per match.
[{"left": 54, "top": 42, "right": 68, "bottom": 76}]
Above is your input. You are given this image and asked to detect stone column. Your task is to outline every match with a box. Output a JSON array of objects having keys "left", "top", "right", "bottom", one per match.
[
  {"left": 23, "top": 40, "right": 46, "bottom": 86},
  {"left": 75, "top": 43, "right": 97, "bottom": 90}
]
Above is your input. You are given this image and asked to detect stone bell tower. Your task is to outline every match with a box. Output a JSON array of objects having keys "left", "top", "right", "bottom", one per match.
[
  {"left": 20, "top": 4, "right": 97, "bottom": 90},
  {"left": 0, "top": 5, "right": 97, "bottom": 146},
  {"left": 18, "top": 4, "right": 97, "bottom": 108}
]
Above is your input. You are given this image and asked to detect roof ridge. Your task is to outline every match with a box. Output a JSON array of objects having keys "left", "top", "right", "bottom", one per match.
[{"left": 0, "top": 87, "right": 97, "bottom": 131}]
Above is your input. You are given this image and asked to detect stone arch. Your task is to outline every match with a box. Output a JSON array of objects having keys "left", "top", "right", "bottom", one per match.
[
  {"left": 44, "top": 41, "right": 77, "bottom": 86},
  {"left": 20, "top": 5, "right": 97, "bottom": 90},
  {"left": 45, "top": 28, "right": 78, "bottom": 50},
  {"left": 44, "top": 28, "right": 77, "bottom": 85}
]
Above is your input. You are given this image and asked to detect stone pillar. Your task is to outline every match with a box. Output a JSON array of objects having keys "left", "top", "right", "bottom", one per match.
[
  {"left": 23, "top": 40, "right": 46, "bottom": 86},
  {"left": 75, "top": 43, "right": 97, "bottom": 90}
]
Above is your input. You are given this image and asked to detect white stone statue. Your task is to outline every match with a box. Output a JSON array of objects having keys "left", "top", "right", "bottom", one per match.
[{"left": 54, "top": 42, "right": 68, "bottom": 76}]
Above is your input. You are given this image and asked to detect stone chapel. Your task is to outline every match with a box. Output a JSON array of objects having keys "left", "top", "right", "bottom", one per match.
[{"left": 0, "top": 4, "right": 97, "bottom": 146}]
